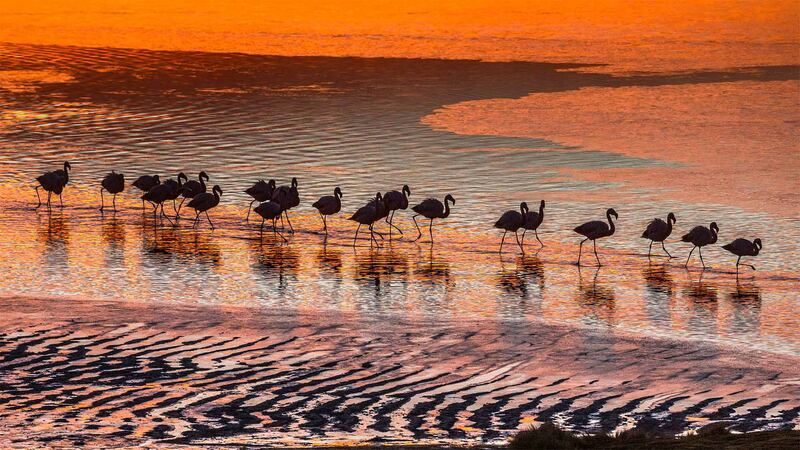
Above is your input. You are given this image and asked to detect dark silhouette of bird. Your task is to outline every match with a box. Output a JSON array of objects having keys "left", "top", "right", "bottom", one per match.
[
  {"left": 178, "top": 171, "right": 209, "bottom": 217},
  {"left": 132, "top": 174, "right": 161, "bottom": 210},
  {"left": 521, "top": 199, "right": 546, "bottom": 248},
  {"left": 142, "top": 183, "right": 176, "bottom": 225},
  {"left": 494, "top": 202, "right": 528, "bottom": 254},
  {"left": 681, "top": 222, "right": 719, "bottom": 269},
  {"left": 272, "top": 177, "right": 300, "bottom": 233},
  {"left": 163, "top": 173, "right": 187, "bottom": 214},
  {"left": 35, "top": 161, "right": 71, "bottom": 209},
  {"left": 100, "top": 171, "right": 125, "bottom": 212},
  {"left": 722, "top": 238, "right": 761, "bottom": 272},
  {"left": 254, "top": 190, "right": 288, "bottom": 243},
  {"left": 641, "top": 212, "right": 676, "bottom": 258},
  {"left": 382, "top": 184, "right": 411, "bottom": 237},
  {"left": 245, "top": 179, "right": 276, "bottom": 222},
  {"left": 411, "top": 194, "right": 455, "bottom": 244},
  {"left": 312, "top": 186, "right": 343, "bottom": 235},
  {"left": 574, "top": 208, "right": 618, "bottom": 266},
  {"left": 350, "top": 192, "right": 384, "bottom": 247},
  {"left": 186, "top": 185, "right": 222, "bottom": 229}
]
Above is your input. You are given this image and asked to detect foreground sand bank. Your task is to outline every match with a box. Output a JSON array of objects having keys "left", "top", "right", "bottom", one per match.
[{"left": 1, "top": 295, "right": 797, "bottom": 447}]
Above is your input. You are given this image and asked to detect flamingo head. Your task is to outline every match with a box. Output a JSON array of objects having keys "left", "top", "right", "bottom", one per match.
[
  {"left": 178, "top": 172, "right": 188, "bottom": 183},
  {"left": 64, "top": 161, "right": 72, "bottom": 171},
  {"left": 291, "top": 177, "right": 298, "bottom": 188},
  {"left": 520, "top": 202, "right": 529, "bottom": 214},
  {"left": 199, "top": 171, "right": 209, "bottom": 181},
  {"left": 402, "top": 184, "right": 411, "bottom": 197},
  {"left": 540, "top": 199, "right": 545, "bottom": 210},
  {"left": 710, "top": 222, "right": 719, "bottom": 233},
  {"left": 753, "top": 238, "right": 762, "bottom": 250},
  {"left": 445, "top": 194, "right": 455, "bottom": 205},
  {"left": 213, "top": 185, "right": 223, "bottom": 196},
  {"left": 334, "top": 186, "right": 343, "bottom": 198},
  {"left": 607, "top": 208, "right": 618, "bottom": 219},
  {"left": 667, "top": 212, "right": 676, "bottom": 223},
  {"left": 153, "top": 175, "right": 160, "bottom": 183}
]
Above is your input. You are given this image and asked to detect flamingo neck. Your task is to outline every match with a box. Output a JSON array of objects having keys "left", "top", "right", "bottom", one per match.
[
  {"left": 442, "top": 199, "right": 451, "bottom": 218},
  {"left": 537, "top": 203, "right": 545, "bottom": 226},
  {"left": 607, "top": 212, "right": 615, "bottom": 235}
]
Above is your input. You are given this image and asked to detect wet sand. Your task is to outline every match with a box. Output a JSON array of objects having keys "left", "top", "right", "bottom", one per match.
[{"left": 1, "top": 295, "right": 798, "bottom": 447}]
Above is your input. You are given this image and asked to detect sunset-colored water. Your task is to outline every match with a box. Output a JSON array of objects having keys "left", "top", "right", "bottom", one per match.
[{"left": 1, "top": 1, "right": 799, "bottom": 445}]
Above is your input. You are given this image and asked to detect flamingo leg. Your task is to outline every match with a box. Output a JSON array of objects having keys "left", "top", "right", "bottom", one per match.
[
  {"left": 353, "top": 223, "right": 361, "bottom": 247},
  {"left": 205, "top": 211, "right": 215, "bottom": 230},
  {"left": 534, "top": 229, "right": 544, "bottom": 247},
  {"left": 161, "top": 204, "right": 175, "bottom": 226},
  {"left": 369, "top": 225, "right": 379, "bottom": 247},
  {"left": 685, "top": 246, "right": 696, "bottom": 267},
  {"left": 323, "top": 214, "right": 328, "bottom": 235},
  {"left": 737, "top": 256, "right": 756, "bottom": 271},
  {"left": 35, "top": 186, "right": 42, "bottom": 208},
  {"left": 520, "top": 229, "right": 526, "bottom": 247},
  {"left": 246, "top": 199, "right": 256, "bottom": 222},
  {"left": 647, "top": 241, "right": 653, "bottom": 258},
  {"left": 429, "top": 219, "right": 434, "bottom": 244},
  {"left": 412, "top": 215, "right": 423, "bottom": 241},
  {"left": 284, "top": 211, "right": 294, "bottom": 233},
  {"left": 593, "top": 239, "right": 602, "bottom": 266},
  {"left": 577, "top": 238, "right": 587, "bottom": 266},
  {"left": 387, "top": 210, "right": 403, "bottom": 236},
  {"left": 699, "top": 247, "right": 706, "bottom": 269},
  {"left": 112, "top": 193, "right": 117, "bottom": 212},
  {"left": 59, "top": 193, "right": 64, "bottom": 208},
  {"left": 661, "top": 242, "right": 673, "bottom": 258},
  {"left": 193, "top": 212, "right": 200, "bottom": 228},
  {"left": 274, "top": 220, "right": 288, "bottom": 243},
  {"left": 260, "top": 218, "right": 266, "bottom": 241},
  {"left": 177, "top": 198, "right": 186, "bottom": 218},
  {"left": 172, "top": 199, "right": 179, "bottom": 216},
  {"left": 515, "top": 230, "right": 525, "bottom": 254},
  {"left": 100, "top": 188, "right": 105, "bottom": 212},
  {"left": 499, "top": 230, "right": 507, "bottom": 254}
]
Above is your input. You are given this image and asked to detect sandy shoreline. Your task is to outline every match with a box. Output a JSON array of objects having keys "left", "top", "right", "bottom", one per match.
[{"left": 1, "top": 295, "right": 798, "bottom": 447}]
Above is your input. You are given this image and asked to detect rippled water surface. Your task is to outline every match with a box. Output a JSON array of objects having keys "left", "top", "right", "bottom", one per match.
[{"left": 1, "top": 43, "right": 798, "bottom": 357}]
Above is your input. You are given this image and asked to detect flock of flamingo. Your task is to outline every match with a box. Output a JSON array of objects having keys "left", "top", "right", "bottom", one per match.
[{"left": 34, "top": 162, "right": 762, "bottom": 272}]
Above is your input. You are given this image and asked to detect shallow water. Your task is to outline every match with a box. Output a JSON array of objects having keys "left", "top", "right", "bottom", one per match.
[{"left": 0, "top": 43, "right": 798, "bottom": 358}]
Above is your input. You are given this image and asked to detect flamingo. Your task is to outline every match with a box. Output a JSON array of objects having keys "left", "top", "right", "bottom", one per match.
[
  {"left": 382, "top": 184, "right": 411, "bottom": 237},
  {"left": 722, "top": 238, "right": 761, "bottom": 272},
  {"left": 186, "top": 185, "right": 222, "bottom": 229},
  {"left": 165, "top": 173, "right": 187, "bottom": 215},
  {"left": 350, "top": 192, "right": 384, "bottom": 247},
  {"left": 681, "top": 222, "right": 719, "bottom": 269},
  {"left": 411, "top": 194, "right": 455, "bottom": 244},
  {"left": 35, "top": 161, "right": 71, "bottom": 209},
  {"left": 521, "top": 200, "right": 546, "bottom": 248},
  {"left": 641, "top": 212, "right": 676, "bottom": 258},
  {"left": 132, "top": 174, "right": 160, "bottom": 210},
  {"left": 142, "top": 183, "right": 175, "bottom": 225},
  {"left": 254, "top": 191, "right": 288, "bottom": 243},
  {"left": 245, "top": 179, "right": 276, "bottom": 221},
  {"left": 178, "top": 171, "right": 209, "bottom": 217},
  {"left": 494, "top": 202, "right": 527, "bottom": 254},
  {"left": 574, "top": 208, "right": 618, "bottom": 266},
  {"left": 312, "top": 187, "right": 343, "bottom": 235},
  {"left": 272, "top": 177, "right": 300, "bottom": 233},
  {"left": 100, "top": 171, "right": 125, "bottom": 212}
]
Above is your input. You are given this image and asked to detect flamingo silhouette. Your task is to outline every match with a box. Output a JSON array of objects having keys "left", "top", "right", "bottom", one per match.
[
  {"left": 254, "top": 190, "right": 288, "bottom": 243},
  {"left": 186, "top": 185, "right": 222, "bottom": 229},
  {"left": 350, "top": 192, "right": 384, "bottom": 248},
  {"left": 574, "top": 208, "right": 618, "bottom": 266},
  {"left": 641, "top": 212, "right": 676, "bottom": 258},
  {"left": 132, "top": 174, "right": 160, "bottom": 210},
  {"left": 142, "top": 183, "right": 176, "bottom": 226},
  {"left": 681, "top": 222, "right": 719, "bottom": 269},
  {"left": 521, "top": 200, "right": 545, "bottom": 248},
  {"left": 272, "top": 177, "right": 300, "bottom": 233},
  {"left": 100, "top": 171, "right": 125, "bottom": 212},
  {"left": 245, "top": 179, "right": 276, "bottom": 222},
  {"left": 382, "top": 185, "right": 411, "bottom": 237},
  {"left": 35, "top": 161, "right": 71, "bottom": 209},
  {"left": 312, "top": 187, "right": 343, "bottom": 235},
  {"left": 411, "top": 194, "right": 455, "bottom": 244},
  {"left": 722, "top": 238, "right": 761, "bottom": 272},
  {"left": 165, "top": 173, "right": 187, "bottom": 215},
  {"left": 494, "top": 202, "right": 527, "bottom": 254},
  {"left": 178, "top": 171, "right": 209, "bottom": 217}
]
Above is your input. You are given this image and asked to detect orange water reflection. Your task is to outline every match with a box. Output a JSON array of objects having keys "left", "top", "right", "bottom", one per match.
[
  {"left": 0, "top": 1, "right": 797, "bottom": 72},
  {"left": 0, "top": 185, "right": 797, "bottom": 355}
]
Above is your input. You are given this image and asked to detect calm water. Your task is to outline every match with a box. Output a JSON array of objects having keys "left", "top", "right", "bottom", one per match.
[{"left": 1, "top": 43, "right": 798, "bottom": 355}]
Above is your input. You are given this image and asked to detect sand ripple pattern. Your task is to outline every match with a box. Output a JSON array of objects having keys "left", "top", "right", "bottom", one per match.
[{"left": 1, "top": 298, "right": 798, "bottom": 446}]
